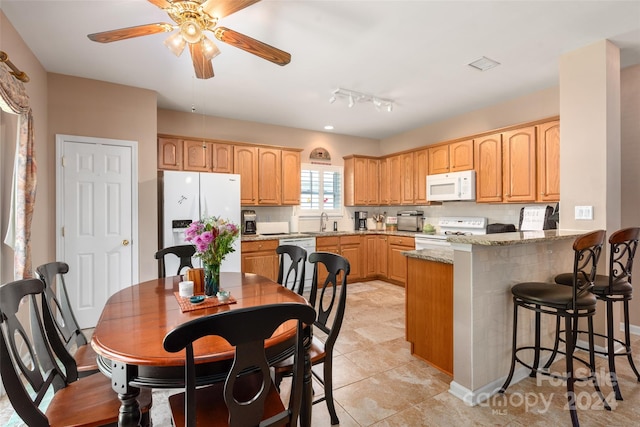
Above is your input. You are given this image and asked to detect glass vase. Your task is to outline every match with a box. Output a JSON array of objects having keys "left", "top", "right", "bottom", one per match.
[{"left": 204, "top": 263, "right": 220, "bottom": 297}]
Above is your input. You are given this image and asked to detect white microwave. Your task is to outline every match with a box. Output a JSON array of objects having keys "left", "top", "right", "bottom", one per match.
[{"left": 426, "top": 170, "right": 476, "bottom": 201}]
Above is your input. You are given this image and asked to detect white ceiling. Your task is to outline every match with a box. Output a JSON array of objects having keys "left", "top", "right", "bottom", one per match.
[{"left": 2, "top": 1, "right": 640, "bottom": 139}]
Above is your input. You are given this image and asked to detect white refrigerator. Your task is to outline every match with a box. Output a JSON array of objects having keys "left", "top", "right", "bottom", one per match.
[{"left": 160, "top": 171, "right": 241, "bottom": 276}]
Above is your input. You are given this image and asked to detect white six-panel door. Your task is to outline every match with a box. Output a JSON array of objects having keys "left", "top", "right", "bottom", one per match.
[{"left": 56, "top": 135, "right": 138, "bottom": 328}]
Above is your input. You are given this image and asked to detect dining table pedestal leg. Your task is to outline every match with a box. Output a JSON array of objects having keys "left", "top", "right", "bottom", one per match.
[{"left": 112, "top": 360, "right": 142, "bottom": 427}]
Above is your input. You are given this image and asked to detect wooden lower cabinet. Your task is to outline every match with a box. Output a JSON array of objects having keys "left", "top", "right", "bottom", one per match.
[
  {"left": 240, "top": 232, "right": 411, "bottom": 287},
  {"left": 387, "top": 235, "right": 415, "bottom": 286},
  {"left": 315, "top": 236, "right": 340, "bottom": 284},
  {"left": 241, "top": 240, "right": 279, "bottom": 282},
  {"left": 365, "top": 235, "right": 388, "bottom": 278},
  {"left": 316, "top": 235, "right": 363, "bottom": 283},
  {"left": 406, "top": 257, "right": 453, "bottom": 376},
  {"left": 339, "top": 235, "right": 363, "bottom": 281}
]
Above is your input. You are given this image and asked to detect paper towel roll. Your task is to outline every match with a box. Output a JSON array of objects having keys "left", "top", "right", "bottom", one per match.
[{"left": 290, "top": 215, "right": 299, "bottom": 233}]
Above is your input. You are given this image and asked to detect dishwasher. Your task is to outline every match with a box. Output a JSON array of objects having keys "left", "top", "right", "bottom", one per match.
[{"left": 278, "top": 237, "right": 316, "bottom": 294}]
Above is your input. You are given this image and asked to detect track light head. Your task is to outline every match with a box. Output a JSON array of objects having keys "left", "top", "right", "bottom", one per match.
[{"left": 329, "top": 88, "right": 394, "bottom": 112}]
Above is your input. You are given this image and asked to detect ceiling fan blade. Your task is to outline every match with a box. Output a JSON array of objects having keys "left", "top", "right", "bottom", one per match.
[
  {"left": 147, "top": 0, "right": 172, "bottom": 9},
  {"left": 214, "top": 27, "right": 291, "bottom": 66},
  {"left": 202, "top": 0, "right": 261, "bottom": 19},
  {"left": 88, "top": 23, "right": 174, "bottom": 43},
  {"left": 189, "top": 42, "right": 215, "bottom": 79}
]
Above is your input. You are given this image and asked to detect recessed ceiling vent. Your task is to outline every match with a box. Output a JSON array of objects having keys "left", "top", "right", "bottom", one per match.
[{"left": 468, "top": 56, "right": 500, "bottom": 71}]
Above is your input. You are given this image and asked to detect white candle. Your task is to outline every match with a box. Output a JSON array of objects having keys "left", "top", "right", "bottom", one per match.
[{"left": 179, "top": 281, "right": 194, "bottom": 297}]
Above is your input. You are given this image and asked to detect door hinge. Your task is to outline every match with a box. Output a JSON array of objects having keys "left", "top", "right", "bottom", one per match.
[
  {"left": 61, "top": 226, "right": 64, "bottom": 237},
  {"left": 61, "top": 156, "right": 66, "bottom": 167}
]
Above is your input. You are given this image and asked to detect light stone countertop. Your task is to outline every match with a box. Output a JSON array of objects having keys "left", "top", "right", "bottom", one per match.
[
  {"left": 403, "top": 248, "right": 454, "bottom": 264},
  {"left": 445, "top": 229, "right": 588, "bottom": 246},
  {"left": 241, "top": 230, "right": 418, "bottom": 242}
]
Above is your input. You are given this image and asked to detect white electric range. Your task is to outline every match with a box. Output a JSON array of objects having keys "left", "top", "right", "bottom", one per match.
[{"left": 414, "top": 216, "right": 487, "bottom": 250}]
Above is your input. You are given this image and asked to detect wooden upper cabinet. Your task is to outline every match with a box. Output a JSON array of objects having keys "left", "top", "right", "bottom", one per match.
[
  {"left": 183, "top": 140, "right": 210, "bottom": 172},
  {"left": 281, "top": 150, "right": 301, "bottom": 205},
  {"left": 413, "top": 148, "right": 429, "bottom": 204},
  {"left": 211, "top": 143, "right": 233, "bottom": 173},
  {"left": 428, "top": 145, "right": 449, "bottom": 175},
  {"left": 428, "top": 140, "right": 473, "bottom": 174},
  {"left": 449, "top": 140, "right": 474, "bottom": 171},
  {"left": 387, "top": 155, "right": 402, "bottom": 205},
  {"left": 475, "top": 133, "right": 503, "bottom": 203},
  {"left": 344, "top": 156, "right": 379, "bottom": 206},
  {"left": 366, "top": 158, "right": 379, "bottom": 205},
  {"left": 257, "top": 148, "right": 282, "bottom": 205},
  {"left": 502, "top": 126, "right": 536, "bottom": 203},
  {"left": 158, "top": 137, "right": 183, "bottom": 170},
  {"left": 379, "top": 157, "right": 390, "bottom": 205},
  {"left": 234, "top": 146, "right": 259, "bottom": 205},
  {"left": 181, "top": 139, "right": 233, "bottom": 173},
  {"left": 401, "top": 153, "right": 414, "bottom": 204},
  {"left": 536, "top": 120, "right": 560, "bottom": 202}
]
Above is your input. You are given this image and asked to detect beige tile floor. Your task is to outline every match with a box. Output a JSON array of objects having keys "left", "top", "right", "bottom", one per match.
[{"left": 2, "top": 279, "right": 640, "bottom": 426}]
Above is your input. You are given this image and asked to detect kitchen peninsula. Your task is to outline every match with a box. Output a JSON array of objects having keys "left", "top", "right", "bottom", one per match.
[{"left": 404, "top": 229, "right": 586, "bottom": 405}]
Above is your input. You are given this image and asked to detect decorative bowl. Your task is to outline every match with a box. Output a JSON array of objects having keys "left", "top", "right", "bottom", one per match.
[{"left": 217, "top": 290, "right": 231, "bottom": 302}]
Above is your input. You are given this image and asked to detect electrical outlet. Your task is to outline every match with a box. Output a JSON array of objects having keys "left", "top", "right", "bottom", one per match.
[{"left": 574, "top": 206, "right": 593, "bottom": 220}]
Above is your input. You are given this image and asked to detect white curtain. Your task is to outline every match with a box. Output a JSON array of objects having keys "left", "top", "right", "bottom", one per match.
[{"left": 0, "top": 61, "right": 37, "bottom": 279}]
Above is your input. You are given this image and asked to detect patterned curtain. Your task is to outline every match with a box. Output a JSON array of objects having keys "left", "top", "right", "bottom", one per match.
[{"left": 0, "top": 62, "right": 37, "bottom": 279}]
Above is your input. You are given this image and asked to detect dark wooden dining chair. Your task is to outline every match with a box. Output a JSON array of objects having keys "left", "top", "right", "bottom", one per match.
[
  {"left": 499, "top": 230, "right": 609, "bottom": 427},
  {"left": 0, "top": 278, "right": 153, "bottom": 427},
  {"left": 274, "top": 251, "right": 350, "bottom": 425},
  {"left": 276, "top": 244, "right": 307, "bottom": 295},
  {"left": 552, "top": 226, "right": 640, "bottom": 400},
  {"left": 155, "top": 244, "right": 196, "bottom": 278},
  {"left": 163, "top": 302, "right": 316, "bottom": 427},
  {"left": 36, "top": 261, "right": 98, "bottom": 379}
]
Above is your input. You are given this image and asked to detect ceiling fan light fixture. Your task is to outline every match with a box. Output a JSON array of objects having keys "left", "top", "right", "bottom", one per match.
[
  {"left": 201, "top": 37, "right": 221, "bottom": 60},
  {"left": 180, "top": 19, "right": 203, "bottom": 44},
  {"left": 164, "top": 31, "right": 187, "bottom": 56}
]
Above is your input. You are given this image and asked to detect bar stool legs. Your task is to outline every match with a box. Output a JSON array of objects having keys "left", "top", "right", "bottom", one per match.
[
  {"left": 607, "top": 298, "right": 640, "bottom": 400},
  {"left": 500, "top": 301, "right": 610, "bottom": 427},
  {"left": 500, "top": 230, "right": 609, "bottom": 427}
]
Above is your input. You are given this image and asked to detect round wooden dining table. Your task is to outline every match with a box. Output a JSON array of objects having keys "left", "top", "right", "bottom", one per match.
[{"left": 91, "top": 272, "right": 312, "bottom": 427}]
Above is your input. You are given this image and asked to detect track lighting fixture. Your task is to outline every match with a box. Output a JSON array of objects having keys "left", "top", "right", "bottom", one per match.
[{"left": 329, "top": 88, "right": 394, "bottom": 112}]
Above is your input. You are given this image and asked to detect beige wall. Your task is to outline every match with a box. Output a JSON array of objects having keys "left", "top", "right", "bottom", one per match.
[
  {"left": 0, "top": 11, "right": 49, "bottom": 284},
  {"left": 559, "top": 40, "right": 621, "bottom": 233},
  {"left": 621, "top": 64, "right": 640, "bottom": 326},
  {"left": 380, "top": 86, "right": 559, "bottom": 154},
  {"left": 157, "top": 109, "right": 380, "bottom": 165},
  {"left": 48, "top": 74, "right": 158, "bottom": 281},
  {"left": 621, "top": 64, "right": 640, "bottom": 229}
]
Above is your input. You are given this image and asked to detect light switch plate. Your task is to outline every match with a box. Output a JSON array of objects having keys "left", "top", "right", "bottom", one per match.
[{"left": 574, "top": 206, "right": 594, "bottom": 220}]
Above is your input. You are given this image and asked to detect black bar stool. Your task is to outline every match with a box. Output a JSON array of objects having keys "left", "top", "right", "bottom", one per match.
[
  {"left": 552, "top": 227, "right": 640, "bottom": 400},
  {"left": 500, "top": 230, "right": 610, "bottom": 427}
]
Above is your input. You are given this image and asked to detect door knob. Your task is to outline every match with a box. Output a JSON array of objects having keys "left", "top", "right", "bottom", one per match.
[{"left": 122, "top": 239, "right": 130, "bottom": 246}]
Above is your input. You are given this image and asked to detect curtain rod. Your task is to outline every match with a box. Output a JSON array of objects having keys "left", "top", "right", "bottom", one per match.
[{"left": 0, "top": 51, "right": 30, "bottom": 83}]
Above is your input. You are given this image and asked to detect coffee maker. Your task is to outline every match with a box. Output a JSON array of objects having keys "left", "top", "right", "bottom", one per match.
[
  {"left": 354, "top": 211, "right": 368, "bottom": 231},
  {"left": 241, "top": 210, "right": 257, "bottom": 234}
]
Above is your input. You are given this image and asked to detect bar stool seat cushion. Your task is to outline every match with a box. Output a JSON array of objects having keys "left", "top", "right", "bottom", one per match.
[
  {"left": 512, "top": 282, "right": 597, "bottom": 309},
  {"left": 554, "top": 273, "right": 632, "bottom": 296}
]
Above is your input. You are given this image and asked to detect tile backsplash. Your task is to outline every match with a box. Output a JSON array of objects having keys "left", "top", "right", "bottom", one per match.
[{"left": 245, "top": 202, "right": 559, "bottom": 233}]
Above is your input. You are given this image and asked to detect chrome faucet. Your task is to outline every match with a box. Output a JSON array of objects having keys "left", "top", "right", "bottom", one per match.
[{"left": 320, "top": 212, "right": 329, "bottom": 232}]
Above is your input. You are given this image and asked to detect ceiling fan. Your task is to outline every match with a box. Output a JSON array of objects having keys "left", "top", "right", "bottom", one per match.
[{"left": 87, "top": 0, "right": 291, "bottom": 79}]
